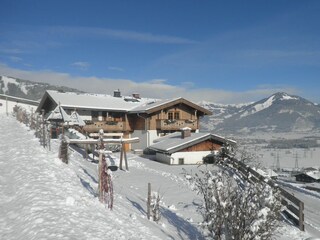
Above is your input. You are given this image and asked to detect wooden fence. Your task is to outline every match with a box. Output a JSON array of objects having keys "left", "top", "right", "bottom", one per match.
[
  {"left": 227, "top": 157, "right": 304, "bottom": 231},
  {"left": 59, "top": 130, "right": 139, "bottom": 207},
  {"left": 14, "top": 106, "right": 51, "bottom": 150}
]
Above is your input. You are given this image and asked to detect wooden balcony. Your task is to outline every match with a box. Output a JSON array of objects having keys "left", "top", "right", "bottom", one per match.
[
  {"left": 83, "top": 121, "right": 129, "bottom": 133},
  {"left": 156, "top": 119, "right": 198, "bottom": 131}
]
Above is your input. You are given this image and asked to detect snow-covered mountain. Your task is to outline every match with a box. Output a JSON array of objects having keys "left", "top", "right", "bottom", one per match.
[
  {"left": 0, "top": 76, "right": 83, "bottom": 101},
  {"left": 201, "top": 92, "right": 320, "bottom": 134},
  {"left": 199, "top": 101, "right": 249, "bottom": 130},
  {"left": 2, "top": 75, "right": 319, "bottom": 134}
]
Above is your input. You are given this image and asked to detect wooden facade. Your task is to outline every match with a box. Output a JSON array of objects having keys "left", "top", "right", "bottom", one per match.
[
  {"left": 79, "top": 100, "right": 208, "bottom": 133},
  {"left": 37, "top": 91, "right": 212, "bottom": 150},
  {"left": 178, "top": 139, "right": 223, "bottom": 153}
]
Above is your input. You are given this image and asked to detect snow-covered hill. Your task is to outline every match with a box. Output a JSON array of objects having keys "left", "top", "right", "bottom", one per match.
[
  {"left": 200, "top": 92, "right": 320, "bottom": 134},
  {"left": 0, "top": 76, "right": 82, "bottom": 101},
  {"left": 0, "top": 114, "right": 313, "bottom": 239}
]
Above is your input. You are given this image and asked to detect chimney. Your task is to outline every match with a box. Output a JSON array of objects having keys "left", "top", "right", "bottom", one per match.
[
  {"left": 181, "top": 127, "right": 191, "bottom": 139},
  {"left": 132, "top": 93, "right": 140, "bottom": 99},
  {"left": 113, "top": 89, "right": 121, "bottom": 98}
]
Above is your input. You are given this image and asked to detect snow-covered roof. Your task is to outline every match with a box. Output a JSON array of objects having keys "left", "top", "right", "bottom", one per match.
[
  {"left": 46, "top": 105, "right": 71, "bottom": 122},
  {"left": 130, "top": 97, "right": 212, "bottom": 115},
  {"left": 38, "top": 90, "right": 212, "bottom": 116},
  {"left": 149, "top": 132, "right": 235, "bottom": 154},
  {"left": 254, "top": 168, "right": 278, "bottom": 178},
  {"left": 69, "top": 111, "right": 86, "bottom": 126},
  {"left": 45, "top": 90, "right": 146, "bottom": 112},
  {"left": 130, "top": 98, "right": 181, "bottom": 112},
  {"left": 305, "top": 171, "right": 320, "bottom": 180}
]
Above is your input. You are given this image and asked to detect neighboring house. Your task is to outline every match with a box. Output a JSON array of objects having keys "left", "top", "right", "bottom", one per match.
[
  {"left": 295, "top": 171, "right": 320, "bottom": 183},
  {"left": 36, "top": 90, "right": 212, "bottom": 150},
  {"left": 254, "top": 168, "right": 278, "bottom": 180},
  {"left": 148, "top": 128, "right": 236, "bottom": 165},
  {"left": 0, "top": 94, "right": 39, "bottom": 114}
]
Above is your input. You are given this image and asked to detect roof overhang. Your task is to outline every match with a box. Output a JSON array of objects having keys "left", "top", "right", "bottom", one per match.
[
  {"left": 149, "top": 133, "right": 236, "bottom": 154},
  {"left": 130, "top": 97, "right": 212, "bottom": 116}
]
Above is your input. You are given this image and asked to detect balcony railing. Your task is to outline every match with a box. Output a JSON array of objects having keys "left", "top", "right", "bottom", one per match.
[
  {"left": 83, "top": 121, "right": 129, "bottom": 132},
  {"left": 156, "top": 119, "right": 198, "bottom": 131}
]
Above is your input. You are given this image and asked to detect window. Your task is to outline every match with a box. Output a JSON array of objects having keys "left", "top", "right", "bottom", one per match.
[
  {"left": 178, "top": 158, "right": 184, "bottom": 165},
  {"left": 168, "top": 111, "right": 180, "bottom": 120},
  {"left": 92, "top": 111, "right": 99, "bottom": 121},
  {"left": 174, "top": 112, "right": 180, "bottom": 120}
]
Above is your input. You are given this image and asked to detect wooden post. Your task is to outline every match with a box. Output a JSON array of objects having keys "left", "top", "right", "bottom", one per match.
[
  {"left": 59, "top": 137, "right": 69, "bottom": 164},
  {"left": 98, "top": 150, "right": 103, "bottom": 202},
  {"left": 92, "top": 144, "right": 95, "bottom": 161},
  {"left": 299, "top": 201, "right": 305, "bottom": 231},
  {"left": 42, "top": 109, "right": 46, "bottom": 148},
  {"left": 147, "top": 183, "right": 151, "bottom": 220},
  {"left": 119, "top": 142, "right": 128, "bottom": 171},
  {"left": 98, "top": 129, "right": 104, "bottom": 202},
  {"left": 48, "top": 127, "right": 51, "bottom": 151},
  {"left": 85, "top": 144, "right": 88, "bottom": 160},
  {"left": 120, "top": 145, "right": 123, "bottom": 170},
  {"left": 123, "top": 143, "right": 128, "bottom": 171}
]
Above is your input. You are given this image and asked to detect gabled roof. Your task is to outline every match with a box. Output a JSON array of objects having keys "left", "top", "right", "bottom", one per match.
[
  {"left": 37, "top": 90, "right": 212, "bottom": 116},
  {"left": 149, "top": 132, "right": 235, "bottom": 154},
  {"left": 130, "top": 97, "right": 212, "bottom": 115},
  {"left": 305, "top": 171, "right": 320, "bottom": 180},
  {"left": 46, "top": 105, "right": 71, "bottom": 122},
  {"left": 37, "top": 90, "right": 145, "bottom": 112},
  {"left": 69, "top": 111, "right": 86, "bottom": 126},
  {"left": 295, "top": 171, "right": 320, "bottom": 180}
]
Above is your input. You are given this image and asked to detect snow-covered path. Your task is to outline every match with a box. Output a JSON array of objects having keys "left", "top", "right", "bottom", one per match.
[{"left": 0, "top": 115, "right": 161, "bottom": 240}]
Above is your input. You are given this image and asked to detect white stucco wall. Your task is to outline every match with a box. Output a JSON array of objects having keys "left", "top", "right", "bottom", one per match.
[
  {"left": 131, "top": 130, "right": 158, "bottom": 150},
  {"left": 155, "top": 153, "right": 172, "bottom": 164}
]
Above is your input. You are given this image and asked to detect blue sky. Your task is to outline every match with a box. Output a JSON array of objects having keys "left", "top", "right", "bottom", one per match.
[{"left": 1, "top": 0, "right": 320, "bottom": 103}]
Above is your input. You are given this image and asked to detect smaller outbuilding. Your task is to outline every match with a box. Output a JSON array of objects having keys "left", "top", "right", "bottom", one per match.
[
  {"left": 295, "top": 170, "right": 320, "bottom": 183},
  {"left": 148, "top": 128, "right": 236, "bottom": 165}
]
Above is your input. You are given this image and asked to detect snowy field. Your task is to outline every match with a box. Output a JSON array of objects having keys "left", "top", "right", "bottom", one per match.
[
  {"left": 0, "top": 114, "right": 315, "bottom": 239},
  {"left": 231, "top": 131, "right": 320, "bottom": 170}
]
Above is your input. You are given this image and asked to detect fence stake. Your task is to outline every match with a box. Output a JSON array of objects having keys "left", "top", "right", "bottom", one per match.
[
  {"left": 299, "top": 201, "right": 305, "bottom": 231},
  {"left": 147, "top": 183, "right": 151, "bottom": 220},
  {"left": 41, "top": 109, "right": 46, "bottom": 148}
]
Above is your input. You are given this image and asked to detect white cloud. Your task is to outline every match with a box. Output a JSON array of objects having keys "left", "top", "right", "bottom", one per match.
[
  {"left": 9, "top": 56, "right": 23, "bottom": 62},
  {"left": 49, "top": 26, "right": 197, "bottom": 44},
  {"left": 0, "top": 63, "right": 303, "bottom": 104},
  {"left": 71, "top": 61, "right": 90, "bottom": 70},
  {"left": 0, "top": 48, "right": 24, "bottom": 54},
  {"left": 107, "top": 66, "right": 124, "bottom": 72}
]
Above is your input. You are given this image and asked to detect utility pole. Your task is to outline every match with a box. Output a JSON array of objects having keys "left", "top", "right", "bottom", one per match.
[
  {"left": 294, "top": 152, "right": 299, "bottom": 171},
  {"left": 276, "top": 151, "right": 280, "bottom": 172}
]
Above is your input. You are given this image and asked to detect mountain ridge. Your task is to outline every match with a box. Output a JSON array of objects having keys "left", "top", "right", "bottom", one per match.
[
  {"left": 201, "top": 92, "right": 320, "bottom": 134},
  {"left": 0, "top": 75, "right": 83, "bottom": 101},
  {"left": 2, "top": 75, "right": 319, "bottom": 134}
]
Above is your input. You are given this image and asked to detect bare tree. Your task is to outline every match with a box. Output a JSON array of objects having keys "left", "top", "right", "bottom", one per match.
[{"left": 184, "top": 144, "right": 282, "bottom": 239}]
